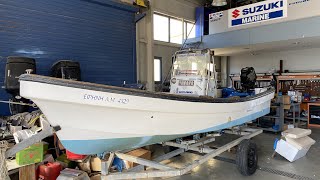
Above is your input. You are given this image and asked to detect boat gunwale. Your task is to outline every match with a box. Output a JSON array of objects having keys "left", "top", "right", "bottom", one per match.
[{"left": 20, "top": 74, "right": 274, "bottom": 103}]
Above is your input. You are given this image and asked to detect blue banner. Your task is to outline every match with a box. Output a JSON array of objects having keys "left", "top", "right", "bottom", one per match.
[{"left": 231, "top": 10, "right": 284, "bottom": 26}]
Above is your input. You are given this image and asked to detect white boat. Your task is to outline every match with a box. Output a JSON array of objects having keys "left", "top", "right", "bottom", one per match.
[
  {"left": 19, "top": 49, "right": 274, "bottom": 155},
  {"left": 19, "top": 74, "right": 273, "bottom": 155}
]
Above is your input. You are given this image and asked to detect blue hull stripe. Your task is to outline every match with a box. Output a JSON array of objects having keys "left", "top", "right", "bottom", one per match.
[{"left": 61, "top": 108, "right": 270, "bottom": 154}]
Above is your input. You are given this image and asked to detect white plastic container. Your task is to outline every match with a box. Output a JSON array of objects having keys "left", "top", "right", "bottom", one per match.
[
  {"left": 285, "top": 136, "right": 316, "bottom": 150},
  {"left": 275, "top": 139, "right": 310, "bottom": 162}
]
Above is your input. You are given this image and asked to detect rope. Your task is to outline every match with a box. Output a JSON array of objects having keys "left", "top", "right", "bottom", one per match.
[
  {"left": 0, "top": 141, "right": 9, "bottom": 180},
  {"left": 0, "top": 100, "right": 37, "bottom": 108},
  {"left": 28, "top": 115, "right": 41, "bottom": 126}
]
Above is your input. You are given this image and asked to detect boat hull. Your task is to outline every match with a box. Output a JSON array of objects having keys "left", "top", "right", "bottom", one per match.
[
  {"left": 20, "top": 75, "right": 274, "bottom": 155},
  {"left": 59, "top": 107, "right": 270, "bottom": 154}
]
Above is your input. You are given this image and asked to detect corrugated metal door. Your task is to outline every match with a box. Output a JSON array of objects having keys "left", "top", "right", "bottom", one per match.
[{"left": 0, "top": 0, "right": 137, "bottom": 115}]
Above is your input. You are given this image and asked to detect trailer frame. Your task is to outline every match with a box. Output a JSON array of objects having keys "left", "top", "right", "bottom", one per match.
[{"left": 101, "top": 127, "right": 262, "bottom": 180}]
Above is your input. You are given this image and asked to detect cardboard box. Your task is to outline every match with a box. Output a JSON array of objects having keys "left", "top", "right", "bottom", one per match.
[
  {"left": 283, "top": 95, "right": 291, "bottom": 104},
  {"left": 124, "top": 148, "right": 151, "bottom": 169},
  {"left": 16, "top": 142, "right": 44, "bottom": 166},
  {"left": 283, "top": 124, "right": 294, "bottom": 131},
  {"left": 282, "top": 95, "right": 291, "bottom": 110}
]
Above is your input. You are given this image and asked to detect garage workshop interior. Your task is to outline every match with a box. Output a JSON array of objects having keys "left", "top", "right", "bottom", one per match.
[{"left": 0, "top": 0, "right": 319, "bottom": 180}]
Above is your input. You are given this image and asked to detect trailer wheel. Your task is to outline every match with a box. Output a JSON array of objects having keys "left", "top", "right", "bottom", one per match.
[{"left": 236, "top": 139, "right": 258, "bottom": 176}]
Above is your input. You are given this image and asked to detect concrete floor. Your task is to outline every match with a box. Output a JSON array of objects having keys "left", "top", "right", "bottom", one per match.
[
  {"left": 149, "top": 128, "right": 320, "bottom": 180},
  {"left": 10, "top": 128, "right": 318, "bottom": 180}
]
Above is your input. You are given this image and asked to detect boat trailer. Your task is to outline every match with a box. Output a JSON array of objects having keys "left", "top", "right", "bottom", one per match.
[
  {"left": 1, "top": 119, "right": 262, "bottom": 179},
  {"left": 101, "top": 128, "right": 262, "bottom": 180}
]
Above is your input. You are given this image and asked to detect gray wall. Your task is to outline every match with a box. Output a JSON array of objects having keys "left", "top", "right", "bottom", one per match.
[
  {"left": 152, "top": 0, "right": 199, "bottom": 20},
  {"left": 153, "top": 43, "right": 179, "bottom": 81},
  {"left": 229, "top": 47, "right": 320, "bottom": 75},
  {"left": 136, "top": 0, "right": 201, "bottom": 90}
]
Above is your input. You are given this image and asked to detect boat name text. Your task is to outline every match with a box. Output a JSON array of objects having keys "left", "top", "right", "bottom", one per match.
[{"left": 83, "top": 94, "right": 129, "bottom": 104}]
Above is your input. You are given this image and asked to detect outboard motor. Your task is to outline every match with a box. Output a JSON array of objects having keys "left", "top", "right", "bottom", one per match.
[
  {"left": 5, "top": 57, "right": 36, "bottom": 95},
  {"left": 240, "top": 67, "right": 257, "bottom": 92},
  {"left": 51, "top": 60, "right": 81, "bottom": 81},
  {"left": 4, "top": 56, "right": 36, "bottom": 114}
]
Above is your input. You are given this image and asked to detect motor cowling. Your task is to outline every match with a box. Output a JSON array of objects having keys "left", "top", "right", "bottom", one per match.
[
  {"left": 4, "top": 56, "right": 36, "bottom": 114},
  {"left": 240, "top": 67, "right": 257, "bottom": 92},
  {"left": 5, "top": 57, "right": 36, "bottom": 95},
  {"left": 51, "top": 60, "right": 81, "bottom": 81}
]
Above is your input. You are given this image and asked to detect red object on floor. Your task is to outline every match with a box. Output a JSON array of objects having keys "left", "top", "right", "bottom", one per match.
[
  {"left": 38, "top": 162, "right": 62, "bottom": 180},
  {"left": 66, "top": 150, "right": 87, "bottom": 160}
]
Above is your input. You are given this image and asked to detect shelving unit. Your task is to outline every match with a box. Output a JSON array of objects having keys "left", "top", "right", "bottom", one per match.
[
  {"left": 231, "top": 73, "right": 320, "bottom": 92},
  {"left": 308, "top": 103, "right": 320, "bottom": 128},
  {"left": 255, "top": 97, "right": 301, "bottom": 132},
  {"left": 277, "top": 74, "right": 320, "bottom": 122},
  {"left": 231, "top": 73, "right": 320, "bottom": 131},
  {"left": 277, "top": 74, "right": 320, "bottom": 95}
]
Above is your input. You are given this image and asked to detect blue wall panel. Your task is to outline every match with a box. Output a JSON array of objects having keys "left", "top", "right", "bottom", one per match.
[{"left": 0, "top": 0, "right": 137, "bottom": 115}]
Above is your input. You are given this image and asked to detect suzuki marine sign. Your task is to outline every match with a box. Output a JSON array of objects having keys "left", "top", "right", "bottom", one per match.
[
  {"left": 228, "top": 0, "right": 288, "bottom": 27},
  {"left": 208, "top": 0, "right": 320, "bottom": 35}
]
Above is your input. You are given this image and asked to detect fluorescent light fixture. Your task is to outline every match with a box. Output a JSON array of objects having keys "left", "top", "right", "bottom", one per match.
[{"left": 212, "top": 0, "right": 227, "bottom": 6}]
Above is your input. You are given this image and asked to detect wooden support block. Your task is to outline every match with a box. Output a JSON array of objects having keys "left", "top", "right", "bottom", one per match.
[{"left": 19, "top": 164, "right": 36, "bottom": 180}]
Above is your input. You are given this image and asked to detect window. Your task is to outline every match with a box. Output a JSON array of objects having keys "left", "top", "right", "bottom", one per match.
[
  {"left": 184, "top": 22, "right": 195, "bottom": 39},
  {"left": 154, "top": 14, "right": 169, "bottom": 42},
  {"left": 153, "top": 13, "right": 195, "bottom": 44},
  {"left": 170, "top": 18, "right": 183, "bottom": 44},
  {"left": 173, "top": 55, "right": 208, "bottom": 76},
  {"left": 154, "top": 57, "right": 162, "bottom": 82}
]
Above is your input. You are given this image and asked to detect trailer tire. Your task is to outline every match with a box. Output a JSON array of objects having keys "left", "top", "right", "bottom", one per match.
[{"left": 236, "top": 139, "right": 258, "bottom": 176}]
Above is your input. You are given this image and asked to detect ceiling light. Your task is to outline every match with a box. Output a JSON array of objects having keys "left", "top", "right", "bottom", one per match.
[{"left": 212, "top": 0, "right": 227, "bottom": 6}]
